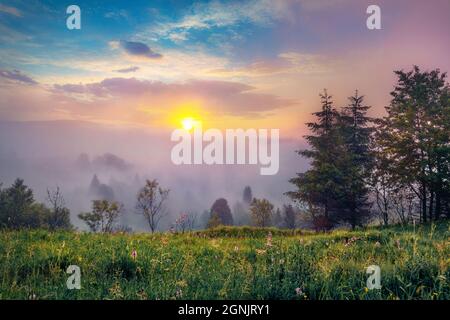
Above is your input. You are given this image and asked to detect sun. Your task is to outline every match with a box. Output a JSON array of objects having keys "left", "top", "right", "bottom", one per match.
[{"left": 181, "top": 117, "right": 196, "bottom": 131}]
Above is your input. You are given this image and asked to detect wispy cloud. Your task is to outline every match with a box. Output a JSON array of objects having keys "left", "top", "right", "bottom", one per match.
[
  {"left": 18, "top": 47, "right": 230, "bottom": 84},
  {"left": 140, "top": 0, "right": 296, "bottom": 42},
  {"left": 0, "top": 23, "right": 31, "bottom": 42},
  {"left": 210, "top": 52, "right": 336, "bottom": 77},
  {"left": 52, "top": 77, "right": 293, "bottom": 117},
  {"left": 0, "top": 4, "right": 22, "bottom": 17},
  {"left": 104, "top": 9, "right": 129, "bottom": 20},
  {"left": 114, "top": 66, "right": 140, "bottom": 73}
]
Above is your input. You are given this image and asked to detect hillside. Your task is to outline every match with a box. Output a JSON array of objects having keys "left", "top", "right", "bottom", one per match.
[{"left": 0, "top": 223, "right": 448, "bottom": 300}]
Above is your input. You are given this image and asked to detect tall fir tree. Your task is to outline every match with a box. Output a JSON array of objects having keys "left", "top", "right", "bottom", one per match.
[
  {"left": 288, "top": 89, "right": 341, "bottom": 223},
  {"left": 335, "top": 91, "right": 374, "bottom": 228}
]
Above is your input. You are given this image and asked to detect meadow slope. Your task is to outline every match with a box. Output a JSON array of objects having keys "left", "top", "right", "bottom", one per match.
[{"left": 0, "top": 223, "right": 449, "bottom": 300}]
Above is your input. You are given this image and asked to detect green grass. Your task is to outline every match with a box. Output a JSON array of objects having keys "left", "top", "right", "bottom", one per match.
[{"left": 0, "top": 222, "right": 449, "bottom": 300}]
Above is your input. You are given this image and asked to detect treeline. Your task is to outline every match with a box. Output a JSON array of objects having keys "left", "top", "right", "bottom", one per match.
[
  {"left": 202, "top": 187, "right": 299, "bottom": 231},
  {"left": 0, "top": 167, "right": 319, "bottom": 233},
  {"left": 0, "top": 179, "right": 72, "bottom": 230},
  {"left": 0, "top": 177, "right": 295, "bottom": 233},
  {"left": 287, "top": 66, "right": 450, "bottom": 229},
  {"left": 0, "top": 177, "right": 170, "bottom": 233}
]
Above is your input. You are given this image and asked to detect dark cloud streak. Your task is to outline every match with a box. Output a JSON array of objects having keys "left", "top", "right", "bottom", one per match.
[
  {"left": 0, "top": 69, "right": 37, "bottom": 85},
  {"left": 120, "top": 40, "right": 162, "bottom": 59},
  {"left": 114, "top": 66, "right": 140, "bottom": 73}
]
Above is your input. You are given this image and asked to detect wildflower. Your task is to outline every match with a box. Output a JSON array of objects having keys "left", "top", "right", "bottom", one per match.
[
  {"left": 137, "top": 289, "right": 148, "bottom": 300},
  {"left": 210, "top": 240, "right": 219, "bottom": 248},
  {"left": 109, "top": 282, "right": 124, "bottom": 299},
  {"left": 176, "top": 280, "right": 187, "bottom": 288},
  {"left": 234, "top": 246, "right": 239, "bottom": 252},
  {"left": 364, "top": 287, "right": 369, "bottom": 293},
  {"left": 266, "top": 232, "right": 273, "bottom": 247},
  {"left": 344, "top": 236, "right": 360, "bottom": 247},
  {"left": 131, "top": 249, "right": 137, "bottom": 260},
  {"left": 256, "top": 249, "right": 266, "bottom": 255},
  {"left": 295, "top": 287, "right": 303, "bottom": 296}
]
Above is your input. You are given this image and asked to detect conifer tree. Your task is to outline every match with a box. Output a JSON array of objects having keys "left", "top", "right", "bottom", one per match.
[
  {"left": 288, "top": 89, "right": 341, "bottom": 224},
  {"left": 335, "top": 91, "right": 374, "bottom": 228}
]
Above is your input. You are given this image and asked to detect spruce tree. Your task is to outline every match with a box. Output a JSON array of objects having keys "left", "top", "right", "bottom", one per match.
[
  {"left": 335, "top": 91, "right": 374, "bottom": 228},
  {"left": 288, "top": 89, "right": 341, "bottom": 224}
]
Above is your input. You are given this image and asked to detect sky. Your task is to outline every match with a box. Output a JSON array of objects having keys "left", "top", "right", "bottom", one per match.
[
  {"left": 0, "top": 0, "right": 448, "bottom": 134},
  {"left": 0, "top": 0, "right": 449, "bottom": 229}
]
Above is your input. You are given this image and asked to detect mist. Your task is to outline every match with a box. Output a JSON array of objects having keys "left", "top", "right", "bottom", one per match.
[{"left": 0, "top": 120, "right": 309, "bottom": 231}]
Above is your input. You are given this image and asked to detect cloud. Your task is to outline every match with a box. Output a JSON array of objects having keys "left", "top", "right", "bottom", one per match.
[
  {"left": 104, "top": 9, "right": 129, "bottom": 20},
  {"left": 0, "top": 4, "right": 22, "bottom": 17},
  {"left": 0, "top": 69, "right": 37, "bottom": 85},
  {"left": 114, "top": 66, "right": 140, "bottom": 73},
  {"left": 108, "top": 41, "right": 120, "bottom": 49},
  {"left": 52, "top": 77, "right": 293, "bottom": 117},
  {"left": 210, "top": 52, "right": 335, "bottom": 77},
  {"left": 167, "top": 31, "right": 188, "bottom": 43},
  {"left": 26, "top": 47, "right": 230, "bottom": 84},
  {"left": 119, "top": 40, "right": 162, "bottom": 59},
  {"left": 0, "top": 23, "right": 31, "bottom": 42},
  {"left": 139, "top": 0, "right": 355, "bottom": 43},
  {"left": 140, "top": 0, "right": 297, "bottom": 42}
]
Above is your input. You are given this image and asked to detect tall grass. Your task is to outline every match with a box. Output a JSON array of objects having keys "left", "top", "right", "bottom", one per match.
[{"left": 0, "top": 222, "right": 448, "bottom": 300}]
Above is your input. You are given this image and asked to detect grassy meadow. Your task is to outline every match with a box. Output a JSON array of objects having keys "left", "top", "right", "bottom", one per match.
[{"left": 0, "top": 223, "right": 449, "bottom": 300}]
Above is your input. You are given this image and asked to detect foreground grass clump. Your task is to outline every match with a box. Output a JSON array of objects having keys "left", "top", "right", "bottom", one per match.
[
  {"left": 193, "top": 225, "right": 313, "bottom": 238},
  {"left": 0, "top": 222, "right": 448, "bottom": 300}
]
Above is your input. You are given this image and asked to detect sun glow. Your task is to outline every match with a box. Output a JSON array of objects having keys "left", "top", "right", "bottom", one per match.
[
  {"left": 167, "top": 101, "right": 205, "bottom": 130},
  {"left": 181, "top": 117, "right": 197, "bottom": 130}
]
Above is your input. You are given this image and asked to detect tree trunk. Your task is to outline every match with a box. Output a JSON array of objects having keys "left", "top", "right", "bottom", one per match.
[
  {"left": 421, "top": 182, "right": 427, "bottom": 223},
  {"left": 383, "top": 195, "right": 389, "bottom": 225},
  {"left": 428, "top": 191, "right": 434, "bottom": 222},
  {"left": 435, "top": 190, "right": 441, "bottom": 220}
]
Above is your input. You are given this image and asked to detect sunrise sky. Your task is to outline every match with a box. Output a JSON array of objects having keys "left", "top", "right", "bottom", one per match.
[{"left": 0, "top": 0, "right": 449, "bottom": 136}]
